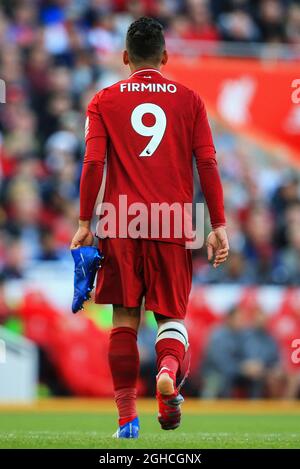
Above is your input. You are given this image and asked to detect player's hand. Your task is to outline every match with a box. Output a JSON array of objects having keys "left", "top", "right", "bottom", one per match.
[
  {"left": 206, "top": 226, "right": 229, "bottom": 268},
  {"left": 70, "top": 222, "right": 94, "bottom": 249}
]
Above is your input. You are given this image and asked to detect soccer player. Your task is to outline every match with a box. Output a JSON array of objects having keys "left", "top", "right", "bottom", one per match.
[{"left": 70, "top": 17, "right": 229, "bottom": 438}]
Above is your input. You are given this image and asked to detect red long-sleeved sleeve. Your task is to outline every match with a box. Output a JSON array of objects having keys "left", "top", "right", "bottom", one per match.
[
  {"left": 192, "top": 94, "right": 226, "bottom": 229},
  {"left": 79, "top": 93, "right": 107, "bottom": 221},
  {"left": 79, "top": 136, "right": 106, "bottom": 220}
]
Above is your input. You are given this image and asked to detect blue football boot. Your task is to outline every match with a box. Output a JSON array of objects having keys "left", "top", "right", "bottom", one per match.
[
  {"left": 112, "top": 417, "right": 140, "bottom": 439},
  {"left": 71, "top": 246, "right": 103, "bottom": 313}
]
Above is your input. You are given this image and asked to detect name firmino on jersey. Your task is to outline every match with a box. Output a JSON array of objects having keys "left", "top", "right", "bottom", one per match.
[{"left": 120, "top": 83, "right": 177, "bottom": 93}]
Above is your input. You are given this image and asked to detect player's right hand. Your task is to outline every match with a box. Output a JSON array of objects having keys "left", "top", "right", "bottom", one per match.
[
  {"left": 206, "top": 226, "right": 229, "bottom": 268},
  {"left": 70, "top": 226, "right": 94, "bottom": 249}
]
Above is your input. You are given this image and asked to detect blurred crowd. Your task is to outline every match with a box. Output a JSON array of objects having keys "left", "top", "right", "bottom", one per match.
[
  {"left": 0, "top": 0, "right": 300, "bottom": 285},
  {"left": 139, "top": 295, "right": 300, "bottom": 399},
  {"left": 201, "top": 306, "right": 282, "bottom": 398},
  {"left": 193, "top": 134, "right": 300, "bottom": 285},
  {"left": 1, "top": 283, "right": 299, "bottom": 399}
]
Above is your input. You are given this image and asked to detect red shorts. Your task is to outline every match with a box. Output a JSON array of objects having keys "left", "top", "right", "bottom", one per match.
[{"left": 96, "top": 238, "right": 192, "bottom": 319}]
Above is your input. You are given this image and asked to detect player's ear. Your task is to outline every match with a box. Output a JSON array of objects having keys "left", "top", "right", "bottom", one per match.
[
  {"left": 123, "top": 50, "right": 129, "bottom": 65},
  {"left": 161, "top": 50, "right": 168, "bottom": 66}
]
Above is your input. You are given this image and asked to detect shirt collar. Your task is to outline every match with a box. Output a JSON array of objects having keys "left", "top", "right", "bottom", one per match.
[{"left": 129, "top": 68, "right": 163, "bottom": 78}]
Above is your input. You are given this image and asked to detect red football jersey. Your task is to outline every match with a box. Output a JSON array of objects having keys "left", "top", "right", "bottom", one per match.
[{"left": 82, "top": 67, "right": 225, "bottom": 244}]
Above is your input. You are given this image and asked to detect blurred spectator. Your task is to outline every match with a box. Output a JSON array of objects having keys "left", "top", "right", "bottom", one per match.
[
  {"left": 37, "top": 228, "right": 63, "bottom": 261},
  {"left": 218, "top": 7, "right": 260, "bottom": 42},
  {"left": 278, "top": 222, "right": 300, "bottom": 283},
  {"left": 241, "top": 308, "right": 282, "bottom": 398},
  {"left": 286, "top": 2, "right": 300, "bottom": 44},
  {"left": 213, "top": 250, "right": 256, "bottom": 284},
  {"left": 0, "top": 272, "right": 12, "bottom": 324},
  {"left": 0, "top": 237, "right": 25, "bottom": 279},
  {"left": 185, "top": 0, "right": 220, "bottom": 41},
  {"left": 257, "top": 0, "right": 286, "bottom": 43},
  {"left": 201, "top": 306, "right": 245, "bottom": 398},
  {"left": 201, "top": 305, "right": 282, "bottom": 398},
  {"left": 243, "top": 205, "right": 276, "bottom": 284}
]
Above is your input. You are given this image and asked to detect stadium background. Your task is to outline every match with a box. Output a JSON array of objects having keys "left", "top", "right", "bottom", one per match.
[{"left": 0, "top": 0, "right": 300, "bottom": 408}]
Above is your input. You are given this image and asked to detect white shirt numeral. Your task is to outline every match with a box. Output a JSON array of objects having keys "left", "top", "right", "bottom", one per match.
[{"left": 131, "top": 103, "right": 167, "bottom": 156}]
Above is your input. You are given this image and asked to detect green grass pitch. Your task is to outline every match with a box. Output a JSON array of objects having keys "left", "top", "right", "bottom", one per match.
[{"left": 0, "top": 411, "right": 299, "bottom": 449}]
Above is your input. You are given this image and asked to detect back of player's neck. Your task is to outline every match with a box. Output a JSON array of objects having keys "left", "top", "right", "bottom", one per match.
[{"left": 131, "top": 64, "right": 160, "bottom": 73}]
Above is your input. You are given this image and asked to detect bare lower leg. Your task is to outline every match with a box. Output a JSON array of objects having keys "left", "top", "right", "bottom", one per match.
[{"left": 112, "top": 305, "right": 141, "bottom": 330}]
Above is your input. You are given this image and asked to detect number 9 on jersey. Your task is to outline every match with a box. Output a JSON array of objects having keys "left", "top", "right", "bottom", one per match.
[{"left": 131, "top": 103, "right": 167, "bottom": 157}]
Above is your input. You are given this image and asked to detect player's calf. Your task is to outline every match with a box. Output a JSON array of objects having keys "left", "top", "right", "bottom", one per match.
[
  {"left": 155, "top": 320, "right": 189, "bottom": 385},
  {"left": 108, "top": 325, "right": 140, "bottom": 432}
]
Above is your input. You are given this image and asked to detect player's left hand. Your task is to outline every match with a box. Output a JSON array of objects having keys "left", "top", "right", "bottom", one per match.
[
  {"left": 70, "top": 224, "right": 94, "bottom": 249},
  {"left": 206, "top": 226, "right": 229, "bottom": 268}
]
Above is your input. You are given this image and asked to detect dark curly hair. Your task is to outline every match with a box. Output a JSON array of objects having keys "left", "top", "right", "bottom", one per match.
[{"left": 126, "top": 17, "right": 165, "bottom": 64}]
